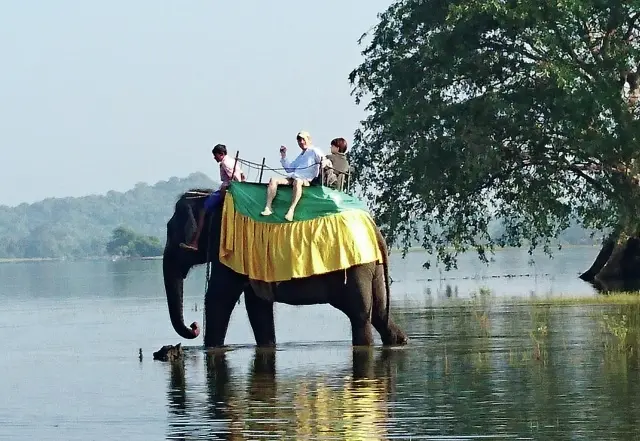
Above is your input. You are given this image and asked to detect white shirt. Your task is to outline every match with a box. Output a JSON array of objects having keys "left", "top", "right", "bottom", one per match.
[{"left": 280, "top": 146, "right": 325, "bottom": 181}]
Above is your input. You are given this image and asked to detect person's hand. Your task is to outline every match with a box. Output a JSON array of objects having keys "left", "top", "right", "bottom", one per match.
[
  {"left": 321, "top": 158, "right": 332, "bottom": 168},
  {"left": 280, "top": 146, "right": 287, "bottom": 158}
]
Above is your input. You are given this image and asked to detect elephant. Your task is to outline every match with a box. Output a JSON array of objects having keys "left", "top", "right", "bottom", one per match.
[{"left": 162, "top": 186, "right": 409, "bottom": 347}]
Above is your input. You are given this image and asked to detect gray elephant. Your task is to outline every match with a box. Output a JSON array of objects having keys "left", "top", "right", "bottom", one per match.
[{"left": 162, "top": 184, "right": 408, "bottom": 347}]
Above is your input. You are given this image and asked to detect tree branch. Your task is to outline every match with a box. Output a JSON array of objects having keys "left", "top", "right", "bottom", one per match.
[
  {"left": 600, "top": 5, "right": 624, "bottom": 58},
  {"left": 567, "top": 165, "right": 614, "bottom": 197},
  {"left": 575, "top": 16, "right": 599, "bottom": 61},
  {"left": 549, "top": 20, "right": 597, "bottom": 77}
]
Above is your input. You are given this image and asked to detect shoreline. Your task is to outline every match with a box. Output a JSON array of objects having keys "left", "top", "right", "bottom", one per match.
[
  {"left": 391, "top": 243, "right": 599, "bottom": 253},
  {"left": 0, "top": 244, "right": 600, "bottom": 264},
  {"left": 0, "top": 256, "right": 163, "bottom": 264}
]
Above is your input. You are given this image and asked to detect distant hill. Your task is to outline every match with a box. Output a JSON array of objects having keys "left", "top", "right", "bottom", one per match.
[{"left": 0, "top": 172, "right": 218, "bottom": 259}]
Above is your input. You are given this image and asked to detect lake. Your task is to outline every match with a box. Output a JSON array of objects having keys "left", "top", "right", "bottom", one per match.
[{"left": 2, "top": 246, "right": 640, "bottom": 440}]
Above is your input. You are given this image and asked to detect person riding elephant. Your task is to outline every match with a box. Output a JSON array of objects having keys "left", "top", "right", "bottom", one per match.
[
  {"left": 260, "top": 130, "right": 330, "bottom": 221},
  {"left": 181, "top": 144, "right": 245, "bottom": 251},
  {"left": 323, "top": 137, "right": 351, "bottom": 191}
]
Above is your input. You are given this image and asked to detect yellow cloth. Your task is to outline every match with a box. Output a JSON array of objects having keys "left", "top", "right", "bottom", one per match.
[{"left": 219, "top": 192, "right": 383, "bottom": 282}]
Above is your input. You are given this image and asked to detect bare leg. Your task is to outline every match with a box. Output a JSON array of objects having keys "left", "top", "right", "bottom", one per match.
[
  {"left": 284, "top": 179, "right": 305, "bottom": 222},
  {"left": 180, "top": 210, "right": 206, "bottom": 251},
  {"left": 261, "top": 177, "right": 289, "bottom": 216}
]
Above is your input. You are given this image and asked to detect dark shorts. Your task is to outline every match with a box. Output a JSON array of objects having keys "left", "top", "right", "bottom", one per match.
[{"left": 203, "top": 190, "right": 222, "bottom": 212}]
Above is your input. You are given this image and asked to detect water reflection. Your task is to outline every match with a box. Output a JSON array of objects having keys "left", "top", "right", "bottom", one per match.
[{"left": 165, "top": 347, "right": 404, "bottom": 440}]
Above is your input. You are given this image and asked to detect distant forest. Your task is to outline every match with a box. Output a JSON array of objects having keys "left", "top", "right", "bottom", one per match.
[
  {"left": 0, "top": 172, "right": 601, "bottom": 260},
  {"left": 0, "top": 172, "right": 218, "bottom": 259}
]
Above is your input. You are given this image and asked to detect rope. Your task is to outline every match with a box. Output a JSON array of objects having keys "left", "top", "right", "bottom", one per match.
[
  {"left": 236, "top": 157, "right": 349, "bottom": 193},
  {"left": 237, "top": 157, "right": 322, "bottom": 178},
  {"left": 201, "top": 211, "right": 214, "bottom": 336}
]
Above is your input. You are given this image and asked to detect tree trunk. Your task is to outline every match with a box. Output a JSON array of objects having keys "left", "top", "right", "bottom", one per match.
[
  {"left": 579, "top": 234, "right": 617, "bottom": 281},
  {"left": 581, "top": 235, "right": 640, "bottom": 293}
]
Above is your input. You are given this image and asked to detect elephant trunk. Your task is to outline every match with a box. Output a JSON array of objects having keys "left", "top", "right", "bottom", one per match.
[{"left": 163, "top": 251, "right": 200, "bottom": 339}]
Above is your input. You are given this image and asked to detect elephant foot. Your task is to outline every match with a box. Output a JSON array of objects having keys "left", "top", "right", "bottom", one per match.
[
  {"left": 391, "top": 333, "right": 409, "bottom": 346},
  {"left": 380, "top": 328, "right": 409, "bottom": 346},
  {"left": 256, "top": 340, "right": 276, "bottom": 348}
]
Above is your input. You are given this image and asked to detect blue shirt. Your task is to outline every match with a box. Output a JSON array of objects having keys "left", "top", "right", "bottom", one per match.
[{"left": 280, "top": 146, "right": 325, "bottom": 181}]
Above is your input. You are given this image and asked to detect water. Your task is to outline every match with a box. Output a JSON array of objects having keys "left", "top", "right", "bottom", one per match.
[{"left": 2, "top": 246, "right": 640, "bottom": 440}]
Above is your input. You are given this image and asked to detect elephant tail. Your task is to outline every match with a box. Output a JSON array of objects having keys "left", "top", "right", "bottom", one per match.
[{"left": 373, "top": 224, "right": 391, "bottom": 324}]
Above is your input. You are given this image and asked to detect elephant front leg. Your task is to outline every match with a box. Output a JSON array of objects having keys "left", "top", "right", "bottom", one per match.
[
  {"left": 203, "top": 268, "right": 245, "bottom": 348},
  {"left": 244, "top": 284, "right": 276, "bottom": 347}
]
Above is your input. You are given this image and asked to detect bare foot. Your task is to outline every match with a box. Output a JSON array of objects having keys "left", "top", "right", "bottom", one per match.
[
  {"left": 284, "top": 210, "right": 294, "bottom": 222},
  {"left": 261, "top": 207, "right": 273, "bottom": 216}
]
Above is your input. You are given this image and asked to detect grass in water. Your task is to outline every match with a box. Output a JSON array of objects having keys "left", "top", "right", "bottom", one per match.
[{"left": 512, "top": 293, "right": 640, "bottom": 306}]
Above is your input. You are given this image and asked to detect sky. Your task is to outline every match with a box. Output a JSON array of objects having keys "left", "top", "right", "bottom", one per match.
[{"left": 0, "top": 0, "right": 393, "bottom": 207}]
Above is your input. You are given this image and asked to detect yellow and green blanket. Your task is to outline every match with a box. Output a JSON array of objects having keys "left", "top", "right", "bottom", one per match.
[{"left": 219, "top": 182, "right": 383, "bottom": 282}]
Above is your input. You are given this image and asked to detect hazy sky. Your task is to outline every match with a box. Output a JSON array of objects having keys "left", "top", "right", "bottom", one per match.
[{"left": 0, "top": 0, "right": 392, "bottom": 207}]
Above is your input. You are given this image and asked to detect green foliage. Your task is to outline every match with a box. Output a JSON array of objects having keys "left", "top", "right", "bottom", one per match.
[
  {"left": 0, "top": 172, "right": 217, "bottom": 259},
  {"left": 106, "top": 226, "right": 163, "bottom": 258},
  {"left": 350, "top": 0, "right": 640, "bottom": 269}
]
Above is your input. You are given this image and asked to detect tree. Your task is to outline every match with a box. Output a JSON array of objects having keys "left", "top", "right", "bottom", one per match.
[
  {"left": 349, "top": 0, "right": 640, "bottom": 287},
  {"left": 106, "top": 226, "right": 137, "bottom": 256},
  {"left": 106, "top": 226, "right": 163, "bottom": 258}
]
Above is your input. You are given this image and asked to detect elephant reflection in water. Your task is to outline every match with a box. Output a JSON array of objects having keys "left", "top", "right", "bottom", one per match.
[{"left": 165, "top": 348, "right": 405, "bottom": 440}]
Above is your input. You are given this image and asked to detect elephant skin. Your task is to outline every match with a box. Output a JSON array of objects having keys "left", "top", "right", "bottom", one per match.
[{"left": 162, "top": 188, "right": 409, "bottom": 347}]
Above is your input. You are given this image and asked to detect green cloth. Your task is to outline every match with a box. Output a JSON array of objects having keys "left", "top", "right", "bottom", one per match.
[{"left": 227, "top": 182, "right": 370, "bottom": 223}]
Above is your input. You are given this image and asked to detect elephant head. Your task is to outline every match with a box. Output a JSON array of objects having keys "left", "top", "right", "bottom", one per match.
[{"left": 163, "top": 189, "right": 223, "bottom": 339}]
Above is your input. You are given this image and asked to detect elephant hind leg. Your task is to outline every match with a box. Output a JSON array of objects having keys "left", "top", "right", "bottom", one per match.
[
  {"left": 331, "top": 268, "right": 375, "bottom": 346},
  {"left": 372, "top": 264, "right": 409, "bottom": 346},
  {"left": 244, "top": 284, "right": 276, "bottom": 347},
  {"left": 349, "top": 315, "right": 374, "bottom": 346}
]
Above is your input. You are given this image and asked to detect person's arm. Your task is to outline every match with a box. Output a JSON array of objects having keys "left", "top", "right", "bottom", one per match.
[
  {"left": 280, "top": 147, "right": 297, "bottom": 172},
  {"left": 280, "top": 156, "right": 294, "bottom": 171}
]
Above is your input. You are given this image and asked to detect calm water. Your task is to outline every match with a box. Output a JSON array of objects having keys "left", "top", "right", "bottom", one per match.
[{"left": 2, "top": 246, "right": 640, "bottom": 440}]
